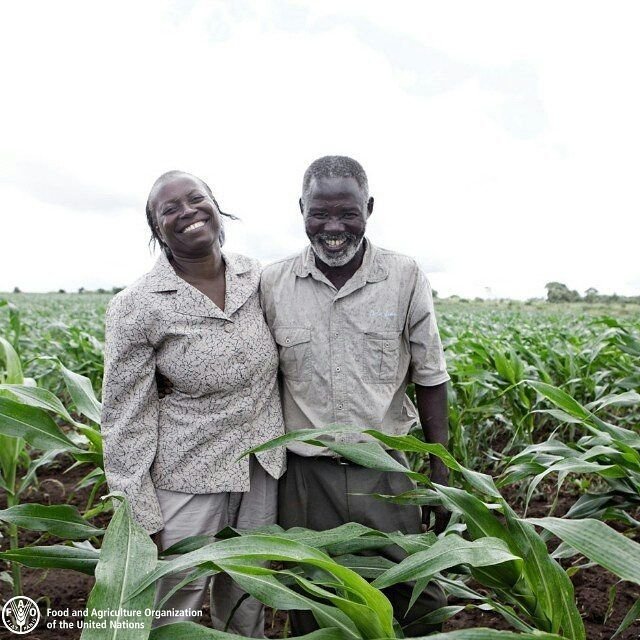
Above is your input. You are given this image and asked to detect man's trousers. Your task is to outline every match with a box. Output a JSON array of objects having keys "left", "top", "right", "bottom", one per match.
[{"left": 278, "top": 451, "right": 446, "bottom": 637}]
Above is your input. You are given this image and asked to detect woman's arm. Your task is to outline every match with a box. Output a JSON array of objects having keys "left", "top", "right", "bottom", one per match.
[{"left": 101, "top": 295, "right": 164, "bottom": 534}]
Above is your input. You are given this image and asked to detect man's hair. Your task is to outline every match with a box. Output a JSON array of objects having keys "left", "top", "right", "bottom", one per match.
[
  {"left": 301, "top": 156, "right": 369, "bottom": 204},
  {"left": 145, "top": 170, "right": 238, "bottom": 253}
]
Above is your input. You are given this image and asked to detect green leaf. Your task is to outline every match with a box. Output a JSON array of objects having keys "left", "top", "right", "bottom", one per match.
[
  {"left": 0, "top": 383, "right": 75, "bottom": 424},
  {"left": 0, "top": 396, "right": 80, "bottom": 451},
  {"left": 155, "top": 565, "right": 219, "bottom": 610},
  {"left": 218, "top": 568, "right": 360, "bottom": 638},
  {"left": 241, "top": 424, "right": 359, "bottom": 456},
  {"left": 285, "top": 569, "right": 386, "bottom": 639},
  {"left": 424, "top": 630, "right": 566, "bottom": 639},
  {"left": 372, "top": 536, "right": 520, "bottom": 589},
  {"left": 81, "top": 499, "right": 157, "bottom": 639},
  {"left": 0, "top": 384, "right": 102, "bottom": 450},
  {"left": 160, "top": 534, "right": 217, "bottom": 557},
  {"left": 433, "top": 485, "right": 515, "bottom": 547},
  {"left": 332, "top": 554, "right": 395, "bottom": 580},
  {"left": 612, "top": 597, "right": 640, "bottom": 639},
  {"left": 0, "top": 432, "right": 24, "bottom": 485},
  {"left": 528, "top": 517, "right": 640, "bottom": 585},
  {"left": 73, "top": 450, "right": 105, "bottom": 468},
  {"left": 315, "top": 440, "right": 428, "bottom": 483},
  {"left": 269, "top": 523, "right": 383, "bottom": 549},
  {"left": 504, "top": 510, "right": 584, "bottom": 639},
  {"left": 589, "top": 390, "right": 640, "bottom": 411},
  {"left": 150, "top": 623, "right": 348, "bottom": 640},
  {"left": 0, "top": 336, "right": 23, "bottom": 384},
  {"left": 526, "top": 381, "right": 591, "bottom": 421},
  {"left": 526, "top": 381, "right": 637, "bottom": 443},
  {"left": 0, "top": 503, "right": 104, "bottom": 539},
  {"left": 129, "top": 533, "right": 395, "bottom": 638},
  {"left": 60, "top": 361, "right": 102, "bottom": 424},
  {"left": 362, "top": 431, "right": 504, "bottom": 497},
  {"left": 0, "top": 544, "right": 99, "bottom": 575},
  {"left": 16, "top": 448, "right": 65, "bottom": 496},
  {"left": 361, "top": 432, "right": 460, "bottom": 470}
]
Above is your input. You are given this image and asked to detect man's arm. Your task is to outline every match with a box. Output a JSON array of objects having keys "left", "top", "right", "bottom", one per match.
[{"left": 415, "top": 381, "right": 449, "bottom": 533}]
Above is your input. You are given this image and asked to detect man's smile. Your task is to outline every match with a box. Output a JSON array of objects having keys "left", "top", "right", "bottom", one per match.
[{"left": 322, "top": 236, "right": 348, "bottom": 250}]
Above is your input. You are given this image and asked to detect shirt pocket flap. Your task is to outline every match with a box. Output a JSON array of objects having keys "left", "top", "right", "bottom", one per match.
[
  {"left": 273, "top": 327, "right": 311, "bottom": 347},
  {"left": 365, "top": 330, "right": 401, "bottom": 349}
]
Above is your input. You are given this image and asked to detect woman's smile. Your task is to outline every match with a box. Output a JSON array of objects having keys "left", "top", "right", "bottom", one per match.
[{"left": 181, "top": 220, "right": 207, "bottom": 233}]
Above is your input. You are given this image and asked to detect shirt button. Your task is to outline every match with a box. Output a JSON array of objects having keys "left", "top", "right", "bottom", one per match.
[
  {"left": 384, "top": 342, "right": 389, "bottom": 348},
  {"left": 285, "top": 337, "right": 291, "bottom": 344},
  {"left": 337, "top": 403, "right": 343, "bottom": 410},
  {"left": 334, "top": 332, "right": 339, "bottom": 338},
  {"left": 225, "top": 323, "right": 234, "bottom": 333},
  {"left": 335, "top": 366, "right": 341, "bottom": 372}
]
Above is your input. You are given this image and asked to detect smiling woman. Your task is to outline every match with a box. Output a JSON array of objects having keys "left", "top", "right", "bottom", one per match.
[
  {"left": 145, "top": 170, "right": 238, "bottom": 256},
  {"left": 100, "top": 171, "right": 286, "bottom": 636}
]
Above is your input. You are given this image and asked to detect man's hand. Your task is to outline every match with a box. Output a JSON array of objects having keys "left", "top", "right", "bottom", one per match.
[
  {"left": 421, "top": 503, "right": 450, "bottom": 534},
  {"left": 421, "top": 464, "right": 451, "bottom": 533},
  {"left": 415, "top": 382, "right": 451, "bottom": 534},
  {"left": 156, "top": 370, "right": 173, "bottom": 399}
]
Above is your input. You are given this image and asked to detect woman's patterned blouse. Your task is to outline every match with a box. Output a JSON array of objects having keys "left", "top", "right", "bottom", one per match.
[{"left": 101, "top": 251, "right": 286, "bottom": 533}]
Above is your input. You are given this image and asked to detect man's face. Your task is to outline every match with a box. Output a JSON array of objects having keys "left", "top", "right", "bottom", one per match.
[{"left": 301, "top": 176, "right": 371, "bottom": 267}]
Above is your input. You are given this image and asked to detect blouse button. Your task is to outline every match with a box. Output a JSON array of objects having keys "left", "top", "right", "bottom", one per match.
[
  {"left": 224, "top": 323, "right": 234, "bottom": 333},
  {"left": 285, "top": 337, "right": 291, "bottom": 344}
]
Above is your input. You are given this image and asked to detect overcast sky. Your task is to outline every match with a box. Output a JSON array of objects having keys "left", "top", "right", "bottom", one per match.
[{"left": 1, "top": 1, "right": 638, "bottom": 299}]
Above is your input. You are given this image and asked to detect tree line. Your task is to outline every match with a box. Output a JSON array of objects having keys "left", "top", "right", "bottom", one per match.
[{"left": 545, "top": 282, "right": 640, "bottom": 304}]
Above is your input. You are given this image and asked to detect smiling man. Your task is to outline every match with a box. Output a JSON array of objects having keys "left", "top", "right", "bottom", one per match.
[{"left": 260, "top": 156, "right": 450, "bottom": 635}]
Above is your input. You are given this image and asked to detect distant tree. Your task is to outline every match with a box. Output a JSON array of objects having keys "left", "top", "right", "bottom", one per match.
[
  {"left": 111, "top": 286, "right": 124, "bottom": 294},
  {"left": 432, "top": 289, "right": 438, "bottom": 298},
  {"left": 584, "top": 287, "right": 599, "bottom": 303},
  {"left": 96, "top": 288, "right": 106, "bottom": 294},
  {"left": 13, "top": 286, "right": 21, "bottom": 294},
  {"left": 78, "top": 287, "right": 85, "bottom": 294},
  {"left": 58, "top": 289, "right": 66, "bottom": 294},
  {"left": 545, "top": 282, "right": 580, "bottom": 303}
]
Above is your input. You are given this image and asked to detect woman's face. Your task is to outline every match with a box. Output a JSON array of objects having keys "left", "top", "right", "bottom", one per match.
[{"left": 151, "top": 173, "right": 222, "bottom": 257}]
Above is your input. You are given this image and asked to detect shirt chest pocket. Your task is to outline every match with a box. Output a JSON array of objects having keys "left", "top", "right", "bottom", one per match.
[
  {"left": 273, "top": 327, "right": 312, "bottom": 382},
  {"left": 363, "top": 330, "right": 401, "bottom": 383}
]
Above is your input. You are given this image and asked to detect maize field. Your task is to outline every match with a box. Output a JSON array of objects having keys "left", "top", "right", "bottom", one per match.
[{"left": 0, "top": 293, "right": 639, "bottom": 640}]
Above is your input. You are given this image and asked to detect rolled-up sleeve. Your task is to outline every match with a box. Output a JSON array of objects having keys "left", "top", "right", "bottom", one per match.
[
  {"left": 407, "top": 268, "right": 450, "bottom": 386},
  {"left": 101, "top": 296, "right": 163, "bottom": 533}
]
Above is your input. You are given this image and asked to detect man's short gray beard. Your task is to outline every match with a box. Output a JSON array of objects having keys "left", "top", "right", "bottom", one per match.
[{"left": 309, "top": 235, "right": 364, "bottom": 268}]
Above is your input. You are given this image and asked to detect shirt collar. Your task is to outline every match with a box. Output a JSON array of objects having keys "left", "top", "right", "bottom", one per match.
[
  {"left": 146, "top": 250, "right": 252, "bottom": 293},
  {"left": 293, "top": 238, "right": 388, "bottom": 284}
]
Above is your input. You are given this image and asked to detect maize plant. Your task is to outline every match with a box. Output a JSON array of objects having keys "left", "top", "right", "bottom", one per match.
[
  {"left": 0, "top": 335, "right": 107, "bottom": 595},
  {"left": 500, "top": 381, "right": 640, "bottom": 525}
]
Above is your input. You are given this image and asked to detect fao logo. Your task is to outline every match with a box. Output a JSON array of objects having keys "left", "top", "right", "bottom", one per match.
[{"left": 2, "top": 596, "right": 40, "bottom": 634}]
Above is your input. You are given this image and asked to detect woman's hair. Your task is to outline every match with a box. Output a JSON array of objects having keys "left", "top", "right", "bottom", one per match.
[{"left": 145, "top": 170, "right": 238, "bottom": 255}]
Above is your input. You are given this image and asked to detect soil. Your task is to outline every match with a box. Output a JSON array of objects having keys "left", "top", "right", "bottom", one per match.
[{"left": 1, "top": 458, "right": 639, "bottom": 639}]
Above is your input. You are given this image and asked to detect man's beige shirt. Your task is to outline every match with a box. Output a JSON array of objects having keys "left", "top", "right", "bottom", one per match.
[{"left": 260, "top": 239, "right": 449, "bottom": 457}]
